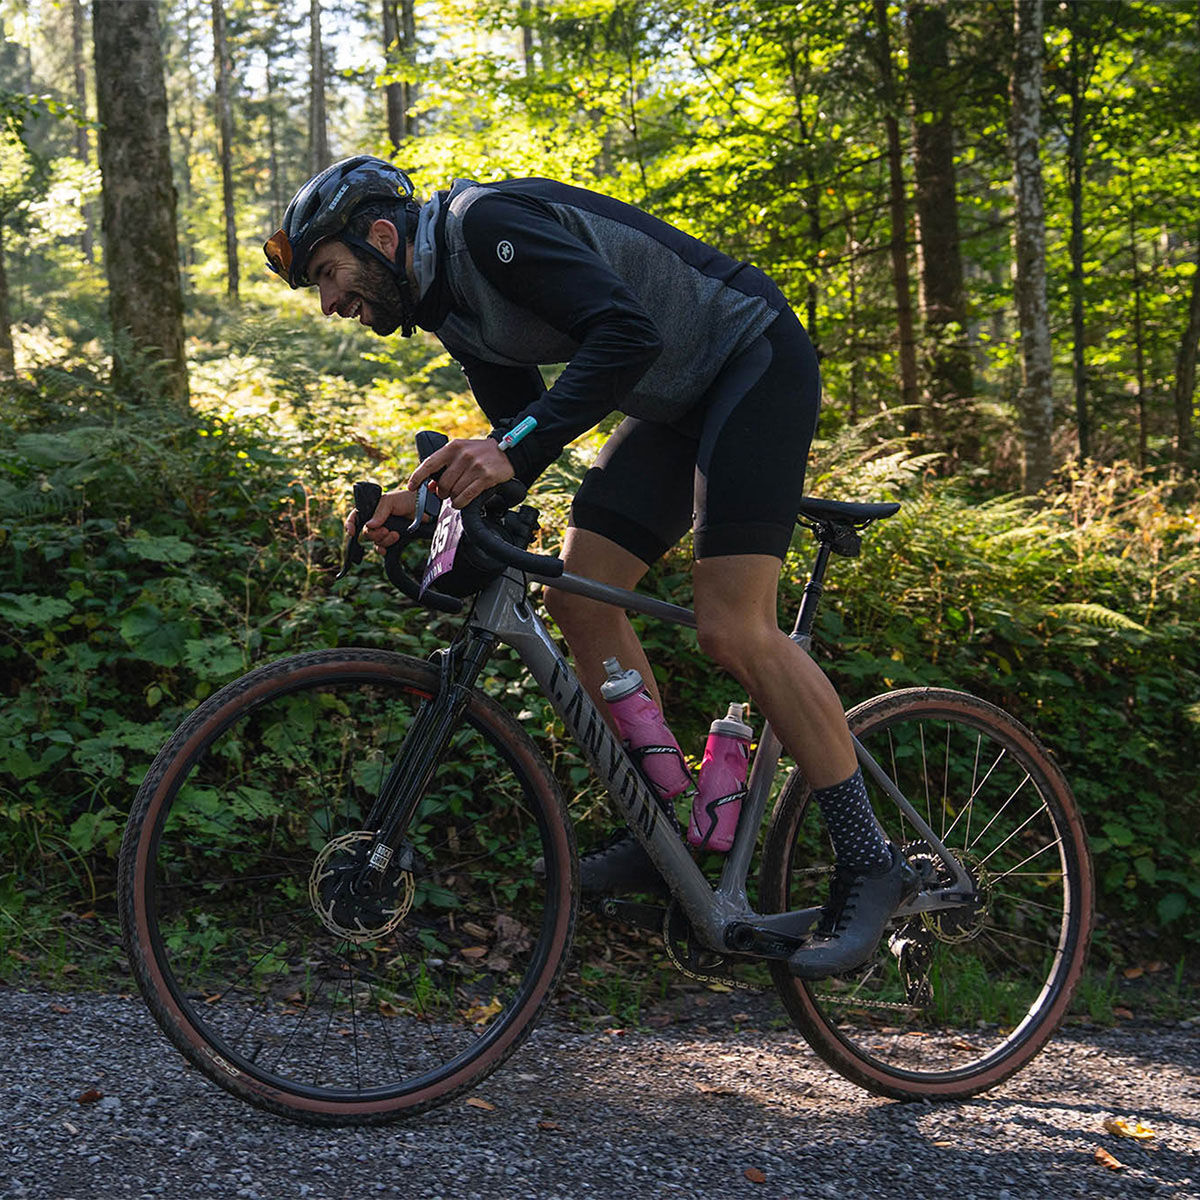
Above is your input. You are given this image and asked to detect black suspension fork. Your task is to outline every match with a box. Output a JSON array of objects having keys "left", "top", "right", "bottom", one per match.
[{"left": 359, "top": 628, "right": 498, "bottom": 878}]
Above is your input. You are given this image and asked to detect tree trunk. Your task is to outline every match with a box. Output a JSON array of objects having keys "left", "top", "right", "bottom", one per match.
[
  {"left": 71, "top": 0, "right": 93, "bottom": 262},
  {"left": 1128, "top": 197, "right": 1147, "bottom": 470},
  {"left": 1175, "top": 222, "right": 1200, "bottom": 469},
  {"left": 212, "top": 0, "right": 238, "bottom": 301},
  {"left": 781, "top": 31, "right": 822, "bottom": 355},
  {"left": 1067, "top": 28, "right": 1088, "bottom": 462},
  {"left": 309, "top": 0, "right": 330, "bottom": 174},
  {"left": 1173, "top": 6, "right": 1200, "bottom": 470},
  {"left": 92, "top": 0, "right": 188, "bottom": 405},
  {"left": 519, "top": 0, "right": 535, "bottom": 75},
  {"left": 1010, "top": 0, "right": 1054, "bottom": 493},
  {"left": 265, "top": 59, "right": 282, "bottom": 221},
  {"left": 382, "top": 0, "right": 404, "bottom": 153},
  {"left": 0, "top": 223, "right": 13, "bottom": 375},
  {"left": 400, "top": 0, "right": 417, "bottom": 137},
  {"left": 872, "top": 0, "right": 920, "bottom": 431},
  {"left": 845, "top": 212, "right": 861, "bottom": 425},
  {"left": 908, "top": 0, "right": 974, "bottom": 458},
  {"left": 170, "top": 0, "right": 201, "bottom": 287}
]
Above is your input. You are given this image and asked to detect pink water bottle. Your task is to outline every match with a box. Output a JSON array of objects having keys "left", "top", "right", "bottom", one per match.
[
  {"left": 600, "top": 657, "right": 692, "bottom": 800},
  {"left": 687, "top": 703, "right": 753, "bottom": 852}
]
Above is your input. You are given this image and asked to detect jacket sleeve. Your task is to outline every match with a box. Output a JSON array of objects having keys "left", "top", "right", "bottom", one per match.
[
  {"left": 457, "top": 190, "right": 663, "bottom": 482},
  {"left": 450, "top": 349, "right": 549, "bottom": 487}
]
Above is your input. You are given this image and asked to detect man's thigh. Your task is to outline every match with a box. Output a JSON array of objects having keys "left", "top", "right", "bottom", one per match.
[{"left": 569, "top": 418, "right": 697, "bottom": 567}]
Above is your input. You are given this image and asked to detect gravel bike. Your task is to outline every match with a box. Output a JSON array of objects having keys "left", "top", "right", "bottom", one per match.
[{"left": 118, "top": 432, "right": 1094, "bottom": 1125}]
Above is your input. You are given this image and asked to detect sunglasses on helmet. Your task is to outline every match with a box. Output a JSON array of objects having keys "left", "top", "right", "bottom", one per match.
[{"left": 264, "top": 228, "right": 293, "bottom": 279}]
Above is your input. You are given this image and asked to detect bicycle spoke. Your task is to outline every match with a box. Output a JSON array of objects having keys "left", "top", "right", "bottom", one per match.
[
  {"left": 766, "top": 691, "right": 1091, "bottom": 1100},
  {"left": 990, "top": 889, "right": 1066, "bottom": 915},
  {"left": 122, "top": 651, "right": 575, "bottom": 1122},
  {"left": 983, "top": 834, "right": 1060, "bottom": 877}
]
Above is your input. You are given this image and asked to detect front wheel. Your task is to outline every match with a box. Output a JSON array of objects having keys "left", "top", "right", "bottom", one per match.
[
  {"left": 118, "top": 648, "right": 577, "bottom": 1125},
  {"left": 760, "top": 688, "right": 1093, "bottom": 1100}
]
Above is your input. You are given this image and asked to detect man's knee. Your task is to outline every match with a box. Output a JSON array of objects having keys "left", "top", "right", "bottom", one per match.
[
  {"left": 696, "top": 612, "right": 778, "bottom": 678},
  {"left": 696, "top": 620, "right": 749, "bottom": 676}
]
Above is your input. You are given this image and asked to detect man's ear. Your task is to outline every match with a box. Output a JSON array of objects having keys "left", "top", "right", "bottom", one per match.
[{"left": 366, "top": 218, "right": 401, "bottom": 262}]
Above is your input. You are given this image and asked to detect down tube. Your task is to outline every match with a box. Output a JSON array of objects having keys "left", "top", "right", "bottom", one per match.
[{"left": 488, "top": 596, "right": 729, "bottom": 946}]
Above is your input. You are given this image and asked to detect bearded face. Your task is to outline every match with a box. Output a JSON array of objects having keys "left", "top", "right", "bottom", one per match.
[{"left": 342, "top": 252, "right": 409, "bottom": 336}]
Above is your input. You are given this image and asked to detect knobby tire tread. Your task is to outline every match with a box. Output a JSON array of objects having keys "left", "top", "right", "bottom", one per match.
[
  {"left": 761, "top": 687, "right": 1094, "bottom": 1101},
  {"left": 118, "top": 648, "right": 577, "bottom": 1125}
]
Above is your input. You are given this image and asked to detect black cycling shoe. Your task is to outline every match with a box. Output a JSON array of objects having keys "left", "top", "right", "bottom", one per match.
[
  {"left": 578, "top": 829, "right": 669, "bottom": 897},
  {"left": 788, "top": 845, "right": 919, "bottom": 980}
]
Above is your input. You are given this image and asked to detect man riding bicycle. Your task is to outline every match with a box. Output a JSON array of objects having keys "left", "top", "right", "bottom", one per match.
[{"left": 264, "top": 155, "right": 917, "bottom": 977}]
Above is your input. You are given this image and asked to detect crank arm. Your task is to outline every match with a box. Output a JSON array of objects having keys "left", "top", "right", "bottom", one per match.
[{"left": 590, "top": 898, "right": 667, "bottom": 936}]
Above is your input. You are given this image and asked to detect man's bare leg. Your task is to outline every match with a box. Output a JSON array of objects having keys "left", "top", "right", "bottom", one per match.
[
  {"left": 542, "top": 527, "right": 662, "bottom": 712},
  {"left": 692, "top": 552, "right": 914, "bottom": 976},
  {"left": 541, "top": 527, "right": 675, "bottom": 895},
  {"left": 691, "top": 554, "right": 856, "bottom": 788}
]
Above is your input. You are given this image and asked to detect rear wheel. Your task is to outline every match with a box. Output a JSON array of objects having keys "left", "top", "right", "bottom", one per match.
[
  {"left": 761, "top": 688, "right": 1092, "bottom": 1100},
  {"left": 119, "top": 648, "right": 576, "bottom": 1125}
]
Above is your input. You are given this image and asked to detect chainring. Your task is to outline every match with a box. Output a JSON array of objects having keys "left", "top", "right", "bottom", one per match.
[{"left": 661, "top": 900, "right": 762, "bottom": 992}]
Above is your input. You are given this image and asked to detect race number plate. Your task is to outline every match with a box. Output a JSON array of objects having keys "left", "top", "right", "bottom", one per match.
[{"left": 421, "top": 500, "right": 463, "bottom": 595}]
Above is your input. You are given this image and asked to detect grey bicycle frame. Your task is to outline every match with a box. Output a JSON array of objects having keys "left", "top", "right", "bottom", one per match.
[{"left": 467, "top": 564, "right": 975, "bottom": 957}]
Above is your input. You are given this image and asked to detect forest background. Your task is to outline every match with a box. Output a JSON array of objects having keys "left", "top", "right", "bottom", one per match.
[{"left": 0, "top": 0, "right": 1197, "bottom": 1011}]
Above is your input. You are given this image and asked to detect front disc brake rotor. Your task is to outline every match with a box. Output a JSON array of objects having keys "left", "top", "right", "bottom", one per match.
[{"left": 309, "top": 830, "right": 414, "bottom": 942}]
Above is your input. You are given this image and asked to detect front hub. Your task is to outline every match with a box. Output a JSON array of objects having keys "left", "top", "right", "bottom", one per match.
[{"left": 308, "top": 830, "right": 414, "bottom": 942}]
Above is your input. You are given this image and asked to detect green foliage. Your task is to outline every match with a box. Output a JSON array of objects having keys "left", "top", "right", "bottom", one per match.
[
  {"left": 615, "top": 444, "right": 1200, "bottom": 951},
  {"left": 814, "top": 460, "right": 1200, "bottom": 945},
  {"left": 2, "top": 0, "right": 1200, "bottom": 982},
  {"left": 2, "top": 312, "right": 1198, "bottom": 983}
]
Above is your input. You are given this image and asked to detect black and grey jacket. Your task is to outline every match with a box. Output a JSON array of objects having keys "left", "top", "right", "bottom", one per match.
[{"left": 409, "top": 178, "right": 789, "bottom": 484}]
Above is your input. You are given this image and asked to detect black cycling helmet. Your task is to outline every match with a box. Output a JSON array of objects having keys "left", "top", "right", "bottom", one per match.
[{"left": 264, "top": 155, "right": 415, "bottom": 290}]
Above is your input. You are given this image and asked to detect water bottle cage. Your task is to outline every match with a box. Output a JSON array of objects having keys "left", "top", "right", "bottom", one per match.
[
  {"left": 625, "top": 742, "right": 693, "bottom": 793},
  {"left": 691, "top": 787, "right": 749, "bottom": 850},
  {"left": 628, "top": 743, "right": 690, "bottom": 767}
]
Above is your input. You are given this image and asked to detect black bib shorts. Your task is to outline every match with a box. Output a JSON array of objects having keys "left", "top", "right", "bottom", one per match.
[{"left": 569, "top": 309, "right": 821, "bottom": 565}]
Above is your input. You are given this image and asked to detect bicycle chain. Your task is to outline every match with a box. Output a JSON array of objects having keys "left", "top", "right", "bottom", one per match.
[
  {"left": 660, "top": 902, "right": 764, "bottom": 992},
  {"left": 815, "top": 992, "right": 923, "bottom": 1015}
]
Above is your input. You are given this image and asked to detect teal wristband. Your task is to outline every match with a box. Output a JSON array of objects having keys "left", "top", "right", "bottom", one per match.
[{"left": 496, "top": 416, "right": 537, "bottom": 453}]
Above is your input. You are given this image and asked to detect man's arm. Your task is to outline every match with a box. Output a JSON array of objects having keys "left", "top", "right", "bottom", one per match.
[{"left": 452, "top": 349, "right": 547, "bottom": 483}]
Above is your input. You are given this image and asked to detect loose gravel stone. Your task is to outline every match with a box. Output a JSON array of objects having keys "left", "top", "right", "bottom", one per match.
[{"left": 0, "top": 988, "right": 1196, "bottom": 1199}]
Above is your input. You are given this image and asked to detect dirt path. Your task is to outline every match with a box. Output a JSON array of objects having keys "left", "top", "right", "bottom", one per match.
[{"left": 2, "top": 988, "right": 1196, "bottom": 1199}]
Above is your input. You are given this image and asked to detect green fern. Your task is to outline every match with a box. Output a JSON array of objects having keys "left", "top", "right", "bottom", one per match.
[
  {"left": 0, "top": 482, "right": 78, "bottom": 521},
  {"left": 1045, "top": 602, "right": 1149, "bottom": 634}
]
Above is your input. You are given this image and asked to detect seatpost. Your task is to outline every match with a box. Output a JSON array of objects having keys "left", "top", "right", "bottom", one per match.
[{"left": 790, "top": 538, "right": 834, "bottom": 651}]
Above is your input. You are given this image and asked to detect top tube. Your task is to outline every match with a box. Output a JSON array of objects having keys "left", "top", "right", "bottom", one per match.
[{"left": 525, "top": 568, "right": 697, "bottom": 629}]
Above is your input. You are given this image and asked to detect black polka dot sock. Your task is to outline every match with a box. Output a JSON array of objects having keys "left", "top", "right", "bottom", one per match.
[{"left": 812, "top": 768, "right": 893, "bottom": 875}]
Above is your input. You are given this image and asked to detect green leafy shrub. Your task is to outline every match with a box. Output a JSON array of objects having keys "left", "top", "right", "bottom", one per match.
[{"left": 3, "top": 330, "right": 1197, "bottom": 980}]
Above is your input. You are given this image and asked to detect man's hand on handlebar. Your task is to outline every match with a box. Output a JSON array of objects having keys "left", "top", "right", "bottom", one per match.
[
  {"left": 344, "top": 488, "right": 418, "bottom": 551},
  {"left": 407, "top": 437, "right": 514, "bottom": 510}
]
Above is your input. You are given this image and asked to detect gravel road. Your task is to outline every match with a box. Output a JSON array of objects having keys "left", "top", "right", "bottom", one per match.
[{"left": 1, "top": 988, "right": 1196, "bottom": 1200}]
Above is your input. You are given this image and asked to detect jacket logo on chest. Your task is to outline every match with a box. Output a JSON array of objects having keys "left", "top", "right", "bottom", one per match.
[{"left": 496, "top": 240, "right": 514, "bottom": 263}]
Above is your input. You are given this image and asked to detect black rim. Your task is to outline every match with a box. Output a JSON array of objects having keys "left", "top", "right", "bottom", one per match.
[
  {"left": 775, "top": 694, "right": 1088, "bottom": 1088},
  {"left": 133, "top": 657, "right": 569, "bottom": 1107}
]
